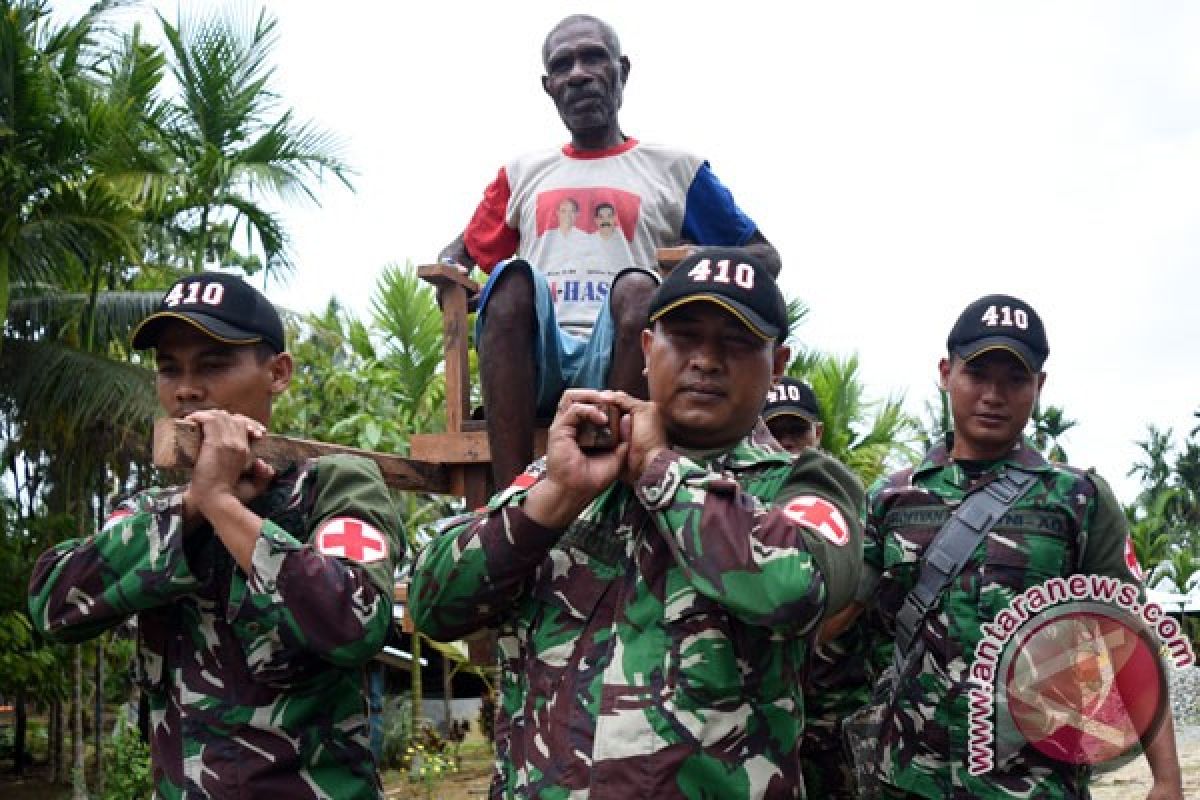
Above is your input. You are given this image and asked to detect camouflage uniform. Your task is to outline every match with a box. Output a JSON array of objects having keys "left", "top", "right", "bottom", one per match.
[
  {"left": 797, "top": 623, "right": 869, "bottom": 799},
  {"left": 29, "top": 455, "right": 402, "bottom": 799},
  {"left": 860, "top": 435, "right": 1141, "bottom": 800},
  {"left": 412, "top": 423, "right": 864, "bottom": 799}
]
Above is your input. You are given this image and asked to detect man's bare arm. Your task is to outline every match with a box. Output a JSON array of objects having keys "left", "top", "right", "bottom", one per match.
[
  {"left": 1142, "top": 713, "right": 1184, "bottom": 800},
  {"left": 692, "top": 229, "right": 781, "bottom": 278},
  {"left": 740, "top": 229, "right": 781, "bottom": 278},
  {"left": 438, "top": 232, "right": 478, "bottom": 269}
]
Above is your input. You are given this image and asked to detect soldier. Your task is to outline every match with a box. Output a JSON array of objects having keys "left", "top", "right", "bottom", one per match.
[
  {"left": 763, "top": 378, "right": 863, "bottom": 799},
  {"left": 28, "top": 273, "right": 403, "bottom": 799},
  {"left": 438, "top": 14, "right": 780, "bottom": 489},
  {"left": 763, "top": 376, "right": 825, "bottom": 452},
  {"left": 843, "top": 294, "right": 1183, "bottom": 799},
  {"left": 412, "top": 250, "right": 864, "bottom": 799}
]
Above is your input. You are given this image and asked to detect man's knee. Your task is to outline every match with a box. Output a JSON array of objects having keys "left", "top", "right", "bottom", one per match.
[
  {"left": 609, "top": 270, "right": 657, "bottom": 333},
  {"left": 484, "top": 260, "right": 536, "bottom": 325}
]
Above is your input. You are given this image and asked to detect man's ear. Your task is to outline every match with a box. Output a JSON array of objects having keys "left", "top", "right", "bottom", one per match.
[
  {"left": 772, "top": 344, "right": 791, "bottom": 380},
  {"left": 640, "top": 326, "right": 654, "bottom": 359},
  {"left": 541, "top": 74, "right": 551, "bottom": 97},
  {"left": 937, "top": 357, "right": 952, "bottom": 391},
  {"left": 1035, "top": 371, "right": 1047, "bottom": 393},
  {"left": 269, "top": 352, "right": 293, "bottom": 395},
  {"left": 619, "top": 55, "right": 631, "bottom": 86}
]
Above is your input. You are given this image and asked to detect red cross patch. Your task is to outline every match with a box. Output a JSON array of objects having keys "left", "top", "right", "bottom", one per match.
[
  {"left": 101, "top": 508, "right": 133, "bottom": 533},
  {"left": 314, "top": 517, "right": 389, "bottom": 563},
  {"left": 1123, "top": 535, "right": 1143, "bottom": 581},
  {"left": 782, "top": 496, "right": 850, "bottom": 547}
]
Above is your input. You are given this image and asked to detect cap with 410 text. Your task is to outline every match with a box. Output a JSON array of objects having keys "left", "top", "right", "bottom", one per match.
[
  {"left": 947, "top": 293, "right": 1049, "bottom": 372},
  {"left": 131, "top": 272, "right": 286, "bottom": 353},
  {"left": 647, "top": 248, "right": 787, "bottom": 340}
]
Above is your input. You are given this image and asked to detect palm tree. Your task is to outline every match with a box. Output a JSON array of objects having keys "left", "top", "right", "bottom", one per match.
[
  {"left": 787, "top": 352, "right": 919, "bottom": 488},
  {"left": 148, "top": 7, "right": 353, "bottom": 277},
  {"left": 0, "top": 0, "right": 145, "bottom": 332},
  {"left": 1029, "top": 402, "right": 1077, "bottom": 463}
]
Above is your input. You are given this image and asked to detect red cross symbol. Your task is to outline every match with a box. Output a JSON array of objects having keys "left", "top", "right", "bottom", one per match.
[
  {"left": 315, "top": 517, "right": 388, "bottom": 563},
  {"left": 782, "top": 496, "right": 850, "bottom": 546},
  {"left": 1123, "top": 535, "right": 1143, "bottom": 581}
]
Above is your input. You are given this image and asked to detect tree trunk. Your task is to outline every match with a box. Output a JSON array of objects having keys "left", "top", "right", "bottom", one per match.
[
  {"left": 50, "top": 697, "right": 62, "bottom": 783},
  {"left": 95, "top": 636, "right": 105, "bottom": 795},
  {"left": 411, "top": 633, "right": 423, "bottom": 730},
  {"left": 72, "top": 646, "right": 87, "bottom": 799},
  {"left": 12, "top": 687, "right": 27, "bottom": 776},
  {"left": 442, "top": 657, "right": 454, "bottom": 734}
]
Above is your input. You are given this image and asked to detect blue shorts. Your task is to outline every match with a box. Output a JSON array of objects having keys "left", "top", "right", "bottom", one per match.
[{"left": 475, "top": 260, "right": 659, "bottom": 418}]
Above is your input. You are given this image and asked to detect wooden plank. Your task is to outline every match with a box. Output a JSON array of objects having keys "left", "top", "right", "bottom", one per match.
[
  {"left": 417, "top": 262, "right": 480, "bottom": 294},
  {"left": 419, "top": 263, "right": 475, "bottom": 434},
  {"left": 153, "top": 418, "right": 452, "bottom": 494},
  {"left": 409, "top": 429, "right": 550, "bottom": 465},
  {"left": 657, "top": 245, "right": 692, "bottom": 271}
]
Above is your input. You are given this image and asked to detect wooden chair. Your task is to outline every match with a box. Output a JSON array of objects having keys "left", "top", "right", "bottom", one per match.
[{"left": 403, "top": 247, "right": 691, "bottom": 662}]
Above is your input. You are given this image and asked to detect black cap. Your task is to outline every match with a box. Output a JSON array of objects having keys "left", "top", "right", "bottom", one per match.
[
  {"left": 947, "top": 293, "right": 1048, "bottom": 372},
  {"left": 131, "top": 272, "right": 286, "bottom": 352},
  {"left": 763, "top": 377, "right": 821, "bottom": 423},
  {"left": 647, "top": 249, "right": 787, "bottom": 340}
]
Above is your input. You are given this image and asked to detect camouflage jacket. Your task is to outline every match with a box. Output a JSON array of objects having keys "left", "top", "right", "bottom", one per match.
[
  {"left": 861, "top": 436, "right": 1140, "bottom": 800},
  {"left": 413, "top": 423, "right": 865, "bottom": 799},
  {"left": 799, "top": 622, "right": 869, "bottom": 751},
  {"left": 29, "top": 455, "right": 402, "bottom": 800}
]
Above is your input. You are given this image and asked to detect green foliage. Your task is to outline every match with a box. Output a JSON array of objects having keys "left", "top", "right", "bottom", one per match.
[
  {"left": 787, "top": 352, "right": 919, "bottom": 487},
  {"left": 151, "top": 5, "right": 352, "bottom": 275},
  {"left": 1125, "top": 422, "right": 1200, "bottom": 594},
  {"left": 379, "top": 693, "right": 414, "bottom": 769},
  {"left": 101, "top": 719, "right": 154, "bottom": 800}
]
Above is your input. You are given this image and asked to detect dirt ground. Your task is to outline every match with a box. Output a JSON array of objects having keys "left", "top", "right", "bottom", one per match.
[
  {"left": 4, "top": 725, "right": 1195, "bottom": 798},
  {"left": 1089, "top": 724, "right": 1200, "bottom": 799}
]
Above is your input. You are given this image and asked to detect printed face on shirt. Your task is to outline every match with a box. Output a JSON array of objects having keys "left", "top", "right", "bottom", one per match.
[
  {"left": 556, "top": 197, "right": 579, "bottom": 233},
  {"left": 594, "top": 203, "right": 617, "bottom": 238},
  {"left": 939, "top": 349, "right": 1044, "bottom": 460},
  {"left": 642, "top": 303, "right": 788, "bottom": 450},
  {"left": 154, "top": 321, "right": 291, "bottom": 426},
  {"left": 541, "top": 17, "right": 628, "bottom": 142}
]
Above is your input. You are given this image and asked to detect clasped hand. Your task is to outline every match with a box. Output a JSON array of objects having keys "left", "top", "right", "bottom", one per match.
[
  {"left": 181, "top": 410, "right": 274, "bottom": 526},
  {"left": 524, "top": 389, "right": 667, "bottom": 529}
]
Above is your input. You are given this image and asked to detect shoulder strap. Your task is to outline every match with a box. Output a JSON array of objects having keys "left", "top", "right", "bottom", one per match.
[{"left": 890, "top": 467, "right": 1038, "bottom": 680}]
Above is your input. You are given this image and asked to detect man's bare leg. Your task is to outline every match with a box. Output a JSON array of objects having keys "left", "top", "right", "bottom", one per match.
[
  {"left": 607, "top": 270, "right": 657, "bottom": 399},
  {"left": 480, "top": 262, "right": 537, "bottom": 488}
]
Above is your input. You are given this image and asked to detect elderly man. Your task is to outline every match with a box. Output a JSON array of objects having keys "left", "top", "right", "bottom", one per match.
[{"left": 439, "top": 14, "right": 780, "bottom": 489}]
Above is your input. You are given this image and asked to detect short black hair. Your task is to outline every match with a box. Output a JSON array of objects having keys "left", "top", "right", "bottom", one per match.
[
  {"left": 542, "top": 14, "right": 622, "bottom": 66},
  {"left": 253, "top": 341, "right": 280, "bottom": 363}
]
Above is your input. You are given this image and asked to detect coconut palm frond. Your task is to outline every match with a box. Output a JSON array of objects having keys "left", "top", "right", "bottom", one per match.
[
  {"left": 1, "top": 337, "right": 156, "bottom": 438},
  {"left": 9, "top": 290, "right": 161, "bottom": 337}
]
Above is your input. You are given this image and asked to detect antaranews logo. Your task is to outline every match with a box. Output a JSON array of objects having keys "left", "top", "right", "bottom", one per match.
[{"left": 966, "top": 574, "right": 1194, "bottom": 776}]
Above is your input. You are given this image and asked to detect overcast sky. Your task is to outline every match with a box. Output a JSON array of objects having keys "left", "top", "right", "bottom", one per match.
[{"left": 61, "top": 1, "right": 1200, "bottom": 503}]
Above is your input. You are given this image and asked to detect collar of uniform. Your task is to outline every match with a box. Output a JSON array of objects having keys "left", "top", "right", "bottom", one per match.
[
  {"left": 913, "top": 434, "right": 1052, "bottom": 483},
  {"left": 714, "top": 420, "right": 794, "bottom": 471}
]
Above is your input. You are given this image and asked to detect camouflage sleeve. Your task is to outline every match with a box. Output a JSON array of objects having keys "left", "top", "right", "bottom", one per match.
[
  {"left": 28, "top": 489, "right": 200, "bottom": 644},
  {"left": 411, "top": 464, "right": 562, "bottom": 641},
  {"left": 634, "top": 448, "right": 864, "bottom": 633},
  {"left": 1078, "top": 470, "right": 1142, "bottom": 585},
  {"left": 229, "top": 455, "right": 402, "bottom": 675},
  {"left": 857, "top": 476, "right": 889, "bottom": 604}
]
